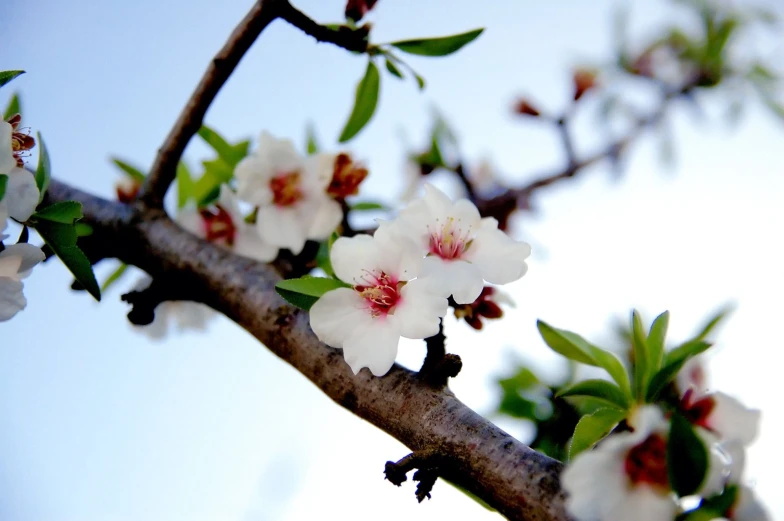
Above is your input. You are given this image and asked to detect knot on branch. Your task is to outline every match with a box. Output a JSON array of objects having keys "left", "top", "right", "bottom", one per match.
[
  {"left": 419, "top": 321, "right": 462, "bottom": 387},
  {"left": 384, "top": 451, "right": 440, "bottom": 503},
  {"left": 120, "top": 275, "right": 201, "bottom": 326}
]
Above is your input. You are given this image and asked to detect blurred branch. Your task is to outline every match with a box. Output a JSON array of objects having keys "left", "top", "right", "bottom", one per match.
[
  {"left": 139, "top": 0, "right": 277, "bottom": 208},
  {"left": 44, "top": 178, "right": 571, "bottom": 521},
  {"left": 277, "top": 1, "right": 370, "bottom": 53}
]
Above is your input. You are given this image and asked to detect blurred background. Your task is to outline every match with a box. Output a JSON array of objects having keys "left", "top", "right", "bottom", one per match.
[{"left": 1, "top": 0, "right": 783, "bottom": 519}]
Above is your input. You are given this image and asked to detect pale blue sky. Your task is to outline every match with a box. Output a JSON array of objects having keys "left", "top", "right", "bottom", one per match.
[{"left": 1, "top": 1, "right": 783, "bottom": 520}]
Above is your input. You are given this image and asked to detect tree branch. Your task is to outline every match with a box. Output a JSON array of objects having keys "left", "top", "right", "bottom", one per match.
[
  {"left": 138, "top": 0, "right": 278, "bottom": 208},
  {"left": 46, "top": 178, "right": 571, "bottom": 521},
  {"left": 277, "top": 1, "right": 370, "bottom": 53}
]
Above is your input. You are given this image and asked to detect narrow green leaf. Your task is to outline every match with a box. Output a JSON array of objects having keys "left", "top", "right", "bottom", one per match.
[
  {"left": 569, "top": 408, "right": 627, "bottom": 460},
  {"left": 557, "top": 379, "right": 630, "bottom": 410},
  {"left": 315, "top": 232, "right": 339, "bottom": 279},
  {"left": 586, "top": 345, "right": 632, "bottom": 398},
  {"left": 198, "top": 125, "right": 247, "bottom": 166},
  {"left": 692, "top": 305, "right": 733, "bottom": 342},
  {"left": 0, "top": 70, "right": 25, "bottom": 88},
  {"left": 275, "top": 276, "right": 351, "bottom": 311},
  {"left": 350, "top": 201, "right": 389, "bottom": 211},
  {"left": 390, "top": 28, "right": 484, "bottom": 57},
  {"left": 699, "top": 485, "right": 738, "bottom": 517},
  {"left": 111, "top": 158, "right": 146, "bottom": 183},
  {"left": 35, "top": 221, "right": 100, "bottom": 301},
  {"left": 338, "top": 61, "right": 381, "bottom": 143},
  {"left": 32, "top": 201, "right": 83, "bottom": 224},
  {"left": 35, "top": 133, "right": 51, "bottom": 202},
  {"left": 101, "top": 262, "right": 129, "bottom": 292},
  {"left": 631, "top": 310, "right": 650, "bottom": 400},
  {"left": 0, "top": 174, "right": 7, "bottom": 200},
  {"left": 647, "top": 311, "right": 670, "bottom": 373},
  {"left": 646, "top": 341, "right": 713, "bottom": 401},
  {"left": 668, "top": 412, "right": 708, "bottom": 496},
  {"left": 385, "top": 58, "right": 404, "bottom": 79},
  {"left": 176, "top": 161, "right": 194, "bottom": 209},
  {"left": 306, "top": 123, "right": 319, "bottom": 155},
  {"left": 414, "top": 72, "right": 426, "bottom": 90},
  {"left": 3, "top": 93, "right": 20, "bottom": 120},
  {"left": 537, "top": 320, "right": 596, "bottom": 365}
]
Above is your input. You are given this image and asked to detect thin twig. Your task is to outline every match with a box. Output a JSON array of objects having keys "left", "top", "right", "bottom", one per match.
[
  {"left": 138, "top": 0, "right": 278, "bottom": 208},
  {"left": 277, "top": 1, "right": 370, "bottom": 53}
]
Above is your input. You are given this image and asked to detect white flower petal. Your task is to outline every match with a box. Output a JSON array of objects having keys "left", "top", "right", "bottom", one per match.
[
  {"left": 0, "top": 122, "right": 16, "bottom": 174},
  {"left": 307, "top": 197, "right": 342, "bottom": 240},
  {"left": 733, "top": 485, "right": 771, "bottom": 521},
  {"left": 235, "top": 155, "right": 274, "bottom": 205},
  {"left": 421, "top": 256, "right": 484, "bottom": 304},
  {"left": 0, "top": 243, "right": 45, "bottom": 278},
  {"left": 304, "top": 153, "right": 335, "bottom": 191},
  {"left": 708, "top": 392, "right": 760, "bottom": 446},
  {"left": 343, "top": 317, "right": 400, "bottom": 376},
  {"left": 463, "top": 224, "right": 531, "bottom": 285},
  {"left": 256, "top": 205, "right": 309, "bottom": 254},
  {"left": 217, "top": 184, "right": 242, "bottom": 217},
  {"left": 395, "top": 278, "right": 448, "bottom": 339},
  {"left": 233, "top": 229, "right": 278, "bottom": 262},
  {"left": 420, "top": 183, "right": 455, "bottom": 220},
  {"left": 309, "top": 288, "right": 368, "bottom": 348},
  {"left": 0, "top": 250, "right": 23, "bottom": 278},
  {"left": 6, "top": 168, "right": 39, "bottom": 222},
  {"left": 176, "top": 207, "right": 204, "bottom": 237},
  {"left": 603, "top": 485, "right": 677, "bottom": 521},
  {"left": 0, "top": 277, "right": 26, "bottom": 321},
  {"left": 330, "top": 235, "right": 381, "bottom": 284},
  {"left": 257, "top": 131, "right": 302, "bottom": 173}
]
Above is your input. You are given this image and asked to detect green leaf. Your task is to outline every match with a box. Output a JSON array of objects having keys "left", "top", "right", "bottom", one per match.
[
  {"left": 668, "top": 412, "right": 708, "bottom": 496},
  {"left": 35, "top": 133, "right": 51, "bottom": 203},
  {"left": 176, "top": 161, "right": 194, "bottom": 209},
  {"left": 338, "top": 60, "right": 381, "bottom": 143},
  {"left": 275, "top": 276, "right": 351, "bottom": 311},
  {"left": 32, "top": 201, "right": 83, "bottom": 224},
  {"left": 193, "top": 157, "right": 234, "bottom": 206},
  {"left": 692, "top": 305, "right": 732, "bottom": 342},
  {"left": 3, "top": 93, "right": 20, "bottom": 120},
  {"left": 35, "top": 220, "right": 101, "bottom": 301},
  {"left": 414, "top": 72, "right": 426, "bottom": 90},
  {"left": 101, "top": 262, "right": 129, "bottom": 292},
  {"left": 350, "top": 201, "right": 389, "bottom": 211},
  {"left": 306, "top": 123, "right": 319, "bottom": 155},
  {"left": 111, "top": 158, "right": 146, "bottom": 183},
  {"left": 384, "top": 58, "right": 404, "bottom": 79},
  {"left": 390, "top": 28, "right": 484, "bottom": 57},
  {"left": 0, "top": 174, "right": 7, "bottom": 201},
  {"left": 569, "top": 408, "right": 627, "bottom": 460},
  {"left": 197, "top": 125, "right": 247, "bottom": 166},
  {"left": 0, "top": 70, "right": 25, "bottom": 88},
  {"left": 537, "top": 320, "right": 632, "bottom": 396},
  {"left": 537, "top": 320, "right": 596, "bottom": 365},
  {"left": 498, "top": 366, "right": 540, "bottom": 392},
  {"left": 647, "top": 311, "right": 670, "bottom": 373},
  {"left": 631, "top": 310, "right": 650, "bottom": 400},
  {"left": 315, "top": 232, "right": 339, "bottom": 278},
  {"left": 646, "top": 340, "right": 713, "bottom": 401},
  {"left": 558, "top": 379, "right": 630, "bottom": 410},
  {"left": 74, "top": 223, "right": 93, "bottom": 237}
]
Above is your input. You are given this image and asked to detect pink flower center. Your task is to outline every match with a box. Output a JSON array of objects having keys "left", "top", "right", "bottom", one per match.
[
  {"left": 355, "top": 272, "right": 401, "bottom": 318},
  {"left": 429, "top": 217, "right": 472, "bottom": 260},
  {"left": 624, "top": 434, "right": 669, "bottom": 490},
  {"left": 199, "top": 204, "right": 237, "bottom": 246},
  {"left": 269, "top": 171, "right": 304, "bottom": 207}
]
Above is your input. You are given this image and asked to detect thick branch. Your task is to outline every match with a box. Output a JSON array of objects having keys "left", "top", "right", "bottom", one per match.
[
  {"left": 138, "top": 0, "right": 277, "bottom": 208},
  {"left": 47, "top": 179, "right": 571, "bottom": 521}
]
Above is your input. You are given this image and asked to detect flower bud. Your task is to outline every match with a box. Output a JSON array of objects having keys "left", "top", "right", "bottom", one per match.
[
  {"left": 513, "top": 98, "right": 541, "bottom": 117},
  {"left": 572, "top": 68, "right": 598, "bottom": 101}
]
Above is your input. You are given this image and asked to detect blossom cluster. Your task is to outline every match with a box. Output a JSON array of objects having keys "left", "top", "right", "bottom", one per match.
[
  {"left": 0, "top": 115, "right": 45, "bottom": 322},
  {"left": 309, "top": 183, "right": 532, "bottom": 376},
  {"left": 561, "top": 362, "right": 767, "bottom": 521}
]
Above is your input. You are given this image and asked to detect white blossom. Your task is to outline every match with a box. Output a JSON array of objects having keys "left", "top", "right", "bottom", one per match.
[
  {"left": 309, "top": 224, "right": 448, "bottom": 376},
  {"left": 0, "top": 243, "right": 45, "bottom": 321},
  {"left": 177, "top": 185, "right": 277, "bottom": 262},
  {"left": 680, "top": 388, "right": 760, "bottom": 447},
  {"left": 0, "top": 167, "right": 40, "bottom": 236},
  {"left": 562, "top": 405, "right": 678, "bottom": 521},
  {"left": 234, "top": 131, "right": 342, "bottom": 255},
  {"left": 394, "top": 183, "right": 531, "bottom": 304}
]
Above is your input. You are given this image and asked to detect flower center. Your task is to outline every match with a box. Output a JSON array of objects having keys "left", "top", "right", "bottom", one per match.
[
  {"left": 355, "top": 271, "right": 401, "bottom": 318},
  {"left": 429, "top": 217, "right": 472, "bottom": 260},
  {"left": 680, "top": 388, "right": 716, "bottom": 430},
  {"left": 199, "top": 204, "right": 237, "bottom": 246},
  {"left": 7, "top": 113, "right": 35, "bottom": 167},
  {"left": 269, "top": 171, "right": 304, "bottom": 207},
  {"left": 624, "top": 434, "right": 669, "bottom": 490},
  {"left": 327, "top": 153, "right": 368, "bottom": 199}
]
